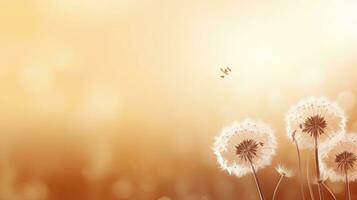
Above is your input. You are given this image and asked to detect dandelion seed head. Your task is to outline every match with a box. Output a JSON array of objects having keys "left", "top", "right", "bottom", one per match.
[
  {"left": 275, "top": 164, "right": 294, "bottom": 178},
  {"left": 321, "top": 134, "right": 357, "bottom": 182},
  {"left": 213, "top": 119, "right": 277, "bottom": 177},
  {"left": 335, "top": 151, "right": 357, "bottom": 172},
  {"left": 235, "top": 139, "right": 259, "bottom": 162},
  {"left": 285, "top": 96, "right": 346, "bottom": 149},
  {"left": 302, "top": 115, "right": 327, "bottom": 138}
]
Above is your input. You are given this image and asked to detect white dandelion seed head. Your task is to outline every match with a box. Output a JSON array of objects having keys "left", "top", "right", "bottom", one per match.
[
  {"left": 213, "top": 119, "right": 277, "bottom": 177},
  {"left": 285, "top": 96, "right": 346, "bottom": 149},
  {"left": 275, "top": 164, "right": 294, "bottom": 178},
  {"left": 320, "top": 134, "right": 357, "bottom": 182}
]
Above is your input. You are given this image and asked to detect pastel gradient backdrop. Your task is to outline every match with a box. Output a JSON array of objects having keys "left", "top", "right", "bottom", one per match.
[{"left": 1, "top": 0, "right": 357, "bottom": 199}]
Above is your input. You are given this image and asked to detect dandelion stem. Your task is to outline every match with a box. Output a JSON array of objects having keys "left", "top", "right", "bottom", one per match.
[
  {"left": 345, "top": 170, "right": 351, "bottom": 200},
  {"left": 317, "top": 180, "right": 323, "bottom": 200},
  {"left": 306, "top": 161, "right": 315, "bottom": 200},
  {"left": 294, "top": 139, "right": 306, "bottom": 200},
  {"left": 322, "top": 182, "right": 337, "bottom": 200},
  {"left": 314, "top": 136, "right": 323, "bottom": 200},
  {"left": 249, "top": 160, "right": 265, "bottom": 200},
  {"left": 272, "top": 174, "right": 284, "bottom": 200}
]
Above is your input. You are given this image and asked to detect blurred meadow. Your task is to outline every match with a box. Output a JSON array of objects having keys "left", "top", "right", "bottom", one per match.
[{"left": 1, "top": 0, "right": 357, "bottom": 199}]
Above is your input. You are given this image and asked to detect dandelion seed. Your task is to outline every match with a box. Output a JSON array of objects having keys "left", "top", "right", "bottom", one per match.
[{"left": 213, "top": 119, "right": 277, "bottom": 200}]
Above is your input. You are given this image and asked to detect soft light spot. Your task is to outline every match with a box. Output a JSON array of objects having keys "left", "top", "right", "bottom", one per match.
[
  {"left": 22, "top": 181, "right": 48, "bottom": 200},
  {"left": 158, "top": 196, "right": 171, "bottom": 200},
  {"left": 19, "top": 66, "right": 53, "bottom": 95},
  {"left": 82, "top": 140, "right": 112, "bottom": 181},
  {"left": 337, "top": 90, "right": 356, "bottom": 111},
  {"left": 71, "top": 84, "right": 121, "bottom": 129},
  {"left": 112, "top": 179, "right": 133, "bottom": 199},
  {"left": 139, "top": 175, "right": 157, "bottom": 192}
]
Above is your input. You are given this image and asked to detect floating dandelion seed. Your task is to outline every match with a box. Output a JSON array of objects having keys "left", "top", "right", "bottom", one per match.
[
  {"left": 272, "top": 164, "right": 294, "bottom": 200},
  {"left": 286, "top": 96, "right": 346, "bottom": 200},
  {"left": 213, "top": 119, "right": 277, "bottom": 200},
  {"left": 321, "top": 134, "right": 357, "bottom": 200}
]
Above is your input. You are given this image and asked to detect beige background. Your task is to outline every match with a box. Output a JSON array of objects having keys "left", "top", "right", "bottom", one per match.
[{"left": 1, "top": 0, "right": 357, "bottom": 199}]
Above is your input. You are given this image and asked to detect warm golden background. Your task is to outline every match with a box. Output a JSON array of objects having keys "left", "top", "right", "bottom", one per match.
[{"left": 1, "top": 0, "right": 357, "bottom": 199}]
